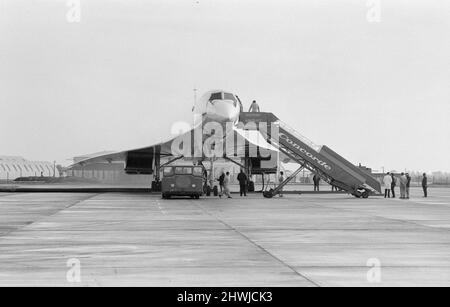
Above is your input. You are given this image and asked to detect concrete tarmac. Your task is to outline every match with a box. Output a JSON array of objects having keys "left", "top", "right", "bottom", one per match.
[{"left": 0, "top": 187, "right": 449, "bottom": 286}]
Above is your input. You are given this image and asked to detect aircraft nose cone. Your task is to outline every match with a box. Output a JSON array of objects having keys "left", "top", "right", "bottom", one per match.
[{"left": 209, "top": 100, "right": 239, "bottom": 122}]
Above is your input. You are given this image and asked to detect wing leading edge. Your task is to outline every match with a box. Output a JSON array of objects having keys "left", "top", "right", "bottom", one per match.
[{"left": 69, "top": 126, "right": 281, "bottom": 174}]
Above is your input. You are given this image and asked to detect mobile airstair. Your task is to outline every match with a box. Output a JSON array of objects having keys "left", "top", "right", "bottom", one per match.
[{"left": 240, "top": 113, "right": 382, "bottom": 198}]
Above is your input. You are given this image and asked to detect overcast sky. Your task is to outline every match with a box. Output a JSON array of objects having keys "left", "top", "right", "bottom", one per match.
[{"left": 0, "top": 0, "right": 449, "bottom": 172}]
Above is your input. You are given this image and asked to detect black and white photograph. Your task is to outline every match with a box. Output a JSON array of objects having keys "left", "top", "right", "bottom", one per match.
[{"left": 0, "top": 0, "right": 449, "bottom": 291}]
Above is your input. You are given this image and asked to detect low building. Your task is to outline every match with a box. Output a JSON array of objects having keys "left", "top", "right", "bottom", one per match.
[
  {"left": 0, "top": 156, "right": 58, "bottom": 180},
  {"left": 67, "top": 150, "right": 305, "bottom": 187},
  {"left": 67, "top": 151, "right": 152, "bottom": 186}
]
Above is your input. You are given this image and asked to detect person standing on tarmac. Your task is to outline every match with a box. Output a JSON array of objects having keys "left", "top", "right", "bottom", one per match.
[
  {"left": 383, "top": 172, "right": 392, "bottom": 198},
  {"left": 313, "top": 174, "right": 321, "bottom": 192},
  {"left": 422, "top": 173, "right": 428, "bottom": 198},
  {"left": 217, "top": 171, "right": 225, "bottom": 198},
  {"left": 223, "top": 172, "right": 232, "bottom": 199},
  {"left": 248, "top": 100, "right": 260, "bottom": 113},
  {"left": 237, "top": 169, "right": 248, "bottom": 197},
  {"left": 400, "top": 173, "right": 407, "bottom": 199},
  {"left": 390, "top": 173, "right": 397, "bottom": 198},
  {"left": 278, "top": 171, "right": 285, "bottom": 197},
  {"left": 406, "top": 173, "right": 411, "bottom": 199}
]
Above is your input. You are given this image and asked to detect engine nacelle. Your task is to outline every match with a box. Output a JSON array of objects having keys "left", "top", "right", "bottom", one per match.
[{"left": 125, "top": 151, "right": 154, "bottom": 174}]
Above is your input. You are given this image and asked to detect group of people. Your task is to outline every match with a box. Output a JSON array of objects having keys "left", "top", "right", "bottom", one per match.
[
  {"left": 216, "top": 169, "right": 287, "bottom": 198},
  {"left": 216, "top": 169, "right": 249, "bottom": 199},
  {"left": 383, "top": 172, "right": 428, "bottom": 199}
]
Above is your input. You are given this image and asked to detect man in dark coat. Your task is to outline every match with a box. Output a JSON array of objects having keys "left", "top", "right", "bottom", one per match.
[
  {"left": 406, "top": 173, "right": 411, "bottom": 199},
  {"left": 391, "top": 173, "right": 397, "bottom": 198},
  {"left": 313, "top": 174, "right": 321, "bottom": 192},
  {"left": 422, "top": 173, "right": 428, "bottom": 198},
  {"left": 217, "top": 171, "right": 225, "bottom": 198},
  {"left": 237, "top": 169, "right": 248, "bottom": 197}
]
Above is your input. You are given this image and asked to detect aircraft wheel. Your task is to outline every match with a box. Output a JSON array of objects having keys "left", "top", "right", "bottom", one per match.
[
  {"left": 362, "top": 190, "right": 370, "bottom": 199},
  {"left": 263, "top": 189, "right": 274, "bottom": 199}
]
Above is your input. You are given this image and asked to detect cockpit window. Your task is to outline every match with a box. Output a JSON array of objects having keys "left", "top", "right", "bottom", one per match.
[
  {"left": 223, "top": 93, "right": 237, "bottom": 107},
  {"left": 223, "top": 93, "right": 236, "bottom": 102},
  {"left": 210, "top": 92, "right": 222, "bottom": 101}
]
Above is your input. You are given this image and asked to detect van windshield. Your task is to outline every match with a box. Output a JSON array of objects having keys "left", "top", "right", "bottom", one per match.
[
  {"left": 175, "top": 167, "right": 193, "bottom": 175},
  {"left": 193, "top": 167, "right": 204, "bottom": 176},
  {"left": 163, "top": 167, "right": 173, "bottom": 176}
]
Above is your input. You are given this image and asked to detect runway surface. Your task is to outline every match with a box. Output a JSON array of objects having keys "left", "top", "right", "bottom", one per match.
[{"left": 0, "top": 187, "right": 449, "bottom": 286}]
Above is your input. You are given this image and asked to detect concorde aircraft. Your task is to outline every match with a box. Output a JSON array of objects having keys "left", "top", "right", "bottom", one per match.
[
  {"left": 70, "top": 90, "right": 279, "bottom": 186},
  {"left": 70, "top": 90, "right": 382, "bottom": 197}
]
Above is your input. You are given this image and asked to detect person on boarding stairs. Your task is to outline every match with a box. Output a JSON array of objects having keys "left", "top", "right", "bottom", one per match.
[{"left": 248, "top": 100, "right": 260, "bottom": 113}]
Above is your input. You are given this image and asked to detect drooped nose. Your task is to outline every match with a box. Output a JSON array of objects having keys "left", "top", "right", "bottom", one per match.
[{"left": 207, "top": 100, "right": 239, "bottom": 122}]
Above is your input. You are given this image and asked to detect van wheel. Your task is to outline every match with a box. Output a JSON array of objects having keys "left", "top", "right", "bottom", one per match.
[{"left": 195, "top": 195, "right": 200, "bottom": 199}]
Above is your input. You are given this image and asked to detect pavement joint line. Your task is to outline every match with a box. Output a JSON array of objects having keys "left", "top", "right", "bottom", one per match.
[
  {"left": 0, "top": 193, "right": 100, "bottom": 240},
  {"left": 192, "top": 200, "right": 322, "bottom": 287}
]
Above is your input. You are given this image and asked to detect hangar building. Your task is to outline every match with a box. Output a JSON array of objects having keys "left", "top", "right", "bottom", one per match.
[{"left": 0, "top": 156, "right": 58, "bottom": 181}]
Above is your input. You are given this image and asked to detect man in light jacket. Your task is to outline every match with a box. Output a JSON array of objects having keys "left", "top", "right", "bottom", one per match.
[
  {"left": 223, "top": 172, "right": 232, "bottom": 199},
  {"left": 399, "top": 173, "right": 408, "bottom": 199},
  {"left": 383, "top": 172, "right": 392, "bottom": 198}
]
